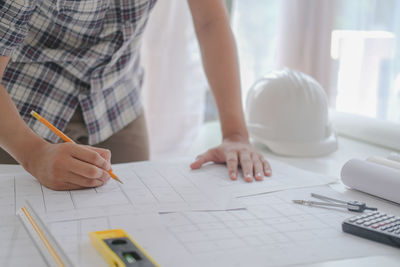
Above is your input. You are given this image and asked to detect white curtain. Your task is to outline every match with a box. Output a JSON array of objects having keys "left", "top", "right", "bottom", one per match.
[
  {"left": 276, "top": 0, "right": 335, "bottom": 102},
  {"left": 141, "top": 1, "right": 207, "bottom": 160}
]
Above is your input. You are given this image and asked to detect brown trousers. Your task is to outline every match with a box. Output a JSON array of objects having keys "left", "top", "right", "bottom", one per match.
[{"left": 0, "top": 107, "right": 150, "bottom": 164}]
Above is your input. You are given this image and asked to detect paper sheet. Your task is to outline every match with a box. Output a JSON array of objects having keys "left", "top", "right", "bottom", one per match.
[
  {"left": 0, "top": 215, "right": 47, "bottom": 267},
  {"left": 6, "top": 160, "right": 245, "bottom": 218},
  {"left": 156, "top": 186, "right": 400, "bottom": 267},
  {"left": 0, "top": 158, "right": 343, "bottom": 266},
  {"left": 189, "top": 158, "right": 337, "bottom": 197},
  {"left": 5, "top": 158, "right": 337, "bottom": 218},
  {"left": 44, "top": 212, "right": 194, "bottom": 267},
  {"left": 36, "top": 186, "right": 400, "bottom": 267}
]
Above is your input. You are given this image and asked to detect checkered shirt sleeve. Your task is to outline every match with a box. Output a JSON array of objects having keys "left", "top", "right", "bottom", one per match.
[{"left": 0, "top": 0, "right": 36, "bottom": 56}]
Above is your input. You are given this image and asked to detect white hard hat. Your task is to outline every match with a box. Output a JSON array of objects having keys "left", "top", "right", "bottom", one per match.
[{"left": 245, "top": 68, "right": 338, "bottom": 157}]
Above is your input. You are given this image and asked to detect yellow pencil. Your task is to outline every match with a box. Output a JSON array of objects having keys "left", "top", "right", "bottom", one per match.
[{"left": 30, "top": 110, "right": 123, "bottom": 184}]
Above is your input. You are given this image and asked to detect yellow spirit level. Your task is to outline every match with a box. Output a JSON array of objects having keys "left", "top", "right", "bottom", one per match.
[{"left": 89, "top": 229, "right": 160, "bottom": 267}]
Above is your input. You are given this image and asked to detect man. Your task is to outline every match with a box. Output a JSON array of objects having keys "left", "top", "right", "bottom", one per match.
[{"left": 0, "top": 0, "right": 271, "bottom": 190}]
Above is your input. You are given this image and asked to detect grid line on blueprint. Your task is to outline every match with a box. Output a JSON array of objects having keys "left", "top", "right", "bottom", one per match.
[
  {"left": 183, "top": 159, "right": 337, "bottom": 198},
  {"left": 40, "top": 185, "right": 47, "bottom": 213},
  {"left": 132, "top": 168, "right": 170, "bottom": 203},
  {"left": 132, "top": 165, "right": 199, "bottom": 205},
  {"left": 117, "top": 183, "right": 134, "bottom": 206},
  {"left": 161, "top": 194, "right": 351, "bottom": 255},
  {"left": 69, "top": 191, "right": 76, "bottom": 209},
  {"left": 11, "top": 161, "right": 239, "bottom": 221},
  {"left": 154, "top": 169, "right": 186, "bottom": 203},
  {"left": 13, "top": 177, "right": 16, "bottom": 214},
  {"left": 47, "top": 215, "right": 112, "bottom": 265},
  {"left": 176, "top": 165, "right": 219, "bottom": 201},
  {"left": 170, "top": 210, "right": 252, "bottom": 252}
]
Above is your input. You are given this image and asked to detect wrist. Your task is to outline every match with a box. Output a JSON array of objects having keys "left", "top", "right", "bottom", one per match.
[
  {"left": 219, "top": 112, "right": 249, "bottom": 142},
  {"left": 17, "top": 135, "right": 48, "bottom": 171},
  {"left": 223, "top": 131, "right": 249, "bottom": 143}
]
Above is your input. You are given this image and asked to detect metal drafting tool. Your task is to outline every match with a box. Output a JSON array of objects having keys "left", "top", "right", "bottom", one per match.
[
  {"left": 17, "top": 201, "right": 73, "bottom": 267},
  {"left": 89, "top": 229, "right": 160, "bottom": 267},
  {"left": 293, "top": 193, "right": 378, "bottom": 212}
]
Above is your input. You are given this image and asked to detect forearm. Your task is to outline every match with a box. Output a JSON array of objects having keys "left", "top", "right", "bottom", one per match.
[
  {"left": 0, "top": 56, "right": 47, "bottom": 165},
  {"left": 189, "top": 1, "right": 248, "bottom": 141}
]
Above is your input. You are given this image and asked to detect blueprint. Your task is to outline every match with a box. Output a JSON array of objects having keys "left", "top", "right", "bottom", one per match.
[
  {"left": 156, "top": 186, "right": 400, "bottom": 266},
  {"left": 0, "top": 158, "right": 345, "bottom": 266},
  {"left": 30, "top": 186, "right": 400, "bottom": 267}
]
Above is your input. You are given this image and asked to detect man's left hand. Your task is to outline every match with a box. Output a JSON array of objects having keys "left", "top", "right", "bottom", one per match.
[{"left": 190, "top": 135, "right": 271, "bottom": 182}]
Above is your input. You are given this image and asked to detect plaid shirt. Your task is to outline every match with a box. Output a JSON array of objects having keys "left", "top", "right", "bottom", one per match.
[{"left": 0, "top": 0, "right": 156, "bottom": 145}]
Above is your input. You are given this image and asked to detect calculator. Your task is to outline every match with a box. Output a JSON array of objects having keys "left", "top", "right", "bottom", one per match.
[{"left": 342, "top": 211, "right": 400, "bottom": 248}]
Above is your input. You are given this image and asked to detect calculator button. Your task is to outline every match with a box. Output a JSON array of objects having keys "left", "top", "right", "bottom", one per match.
[
  {"left": 356, "top": 220, "right": 365, "bottom": 224},
  {"left": 364, "top": 221, "right": 373, "bottom": 227}
]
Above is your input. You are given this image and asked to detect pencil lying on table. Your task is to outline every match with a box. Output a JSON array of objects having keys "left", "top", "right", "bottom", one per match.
[{"left": 30, "top": 110, "right": 123, "bottom": 184}]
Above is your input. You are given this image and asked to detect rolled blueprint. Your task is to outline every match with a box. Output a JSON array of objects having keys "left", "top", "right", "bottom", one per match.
[
  {"left": 387, "top": 153, "right": 400, "bottom": 163},
  {"left": 341, "top": 159, "right": 400, "bottom": 204},
  {"left": 332, "top": 111, "right": 400, "bottom": 151},
  {"left": 366, "top": 156, "right": 400, "bottom": 170}
]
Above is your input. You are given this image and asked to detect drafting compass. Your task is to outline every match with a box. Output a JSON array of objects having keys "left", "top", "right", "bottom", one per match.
[{"left": 293, "top": 193, "right": 378, "bottom": 212}]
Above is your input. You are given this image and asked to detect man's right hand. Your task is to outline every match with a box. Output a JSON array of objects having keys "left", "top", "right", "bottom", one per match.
[
  {"left": 23, "top": 142, "right": 112, "bottom": 190},
  {"left": 0, "top": 56, "right": 112, "bottom": 191}
]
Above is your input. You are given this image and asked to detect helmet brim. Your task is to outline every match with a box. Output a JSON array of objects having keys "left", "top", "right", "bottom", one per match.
[{"left": 252, "top": 131, "right": 338, "bottom": 157}]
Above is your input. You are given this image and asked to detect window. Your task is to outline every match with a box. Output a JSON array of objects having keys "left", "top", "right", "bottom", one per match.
[
  {"left": 230, "top": 0, "right": 400, "bottom": 124},
  {"left": 332, "top": 0, "right": 400, "bottom": 123},
  {"left": 231, "top": 0, "right": 280, "bottom": 106}
]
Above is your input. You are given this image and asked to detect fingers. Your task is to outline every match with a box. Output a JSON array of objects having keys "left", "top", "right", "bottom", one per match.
[
  {"left": 48, "top": 173, "right": 110, "bottom": 191},
  {"left": 190, "top": 153, "right": 212, "bottom": 169},
  {"left": 239, "top": 153, "right": 271, "bottom": 182},
  {"left": 226, "top": 151, "right": 238, "bottom": 180},
  {"left": 66, "top": 172, "right": 110, "bottom": 188},
  {"left": 86, "top": 146, "right": 112, "bottom": 163},
  {"left": 68, "top": 157, "right": 111, "bottom": 180},
  {"left": 69, "top": 144, "right": 111, "bottom": 171},
  {"left": 188, "top": 144, "right": 272, "bottom": 184},
  {"left": 239, "top": 151, "right": 253, "bottom": 182},
  {"left": 252, "top": 153, "right": 264, "bottom": 181},
  {"left": 261, "top": 156, "right": 272, "bottom": 176},
  {"left": 56, "top": 183, "right": 85, "bottom": 191}
]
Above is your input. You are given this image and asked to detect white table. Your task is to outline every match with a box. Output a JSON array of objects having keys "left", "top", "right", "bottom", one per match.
[
  {"left": 189, "top": 121, "right": 400, "bottom": 266},
  {"left": 2, "top": 121, "right": 400, "bottom": 266}
]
